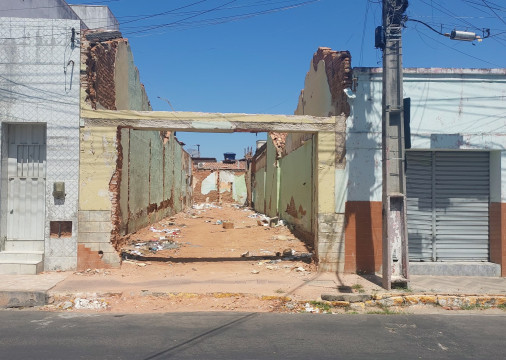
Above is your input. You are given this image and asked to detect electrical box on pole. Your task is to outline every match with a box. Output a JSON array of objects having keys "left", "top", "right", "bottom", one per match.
[{"left": 381, "top": 0, "right": 409, "bottom": 289}]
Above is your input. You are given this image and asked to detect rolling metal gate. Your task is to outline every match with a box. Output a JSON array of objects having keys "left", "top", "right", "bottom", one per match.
[{"left": 406, "top": 151, "right": 489, "bottom": 261}]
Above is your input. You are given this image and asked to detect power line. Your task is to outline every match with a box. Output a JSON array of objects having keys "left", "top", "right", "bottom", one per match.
[
  {"left": 414, "top": 28, "right": 501, "bottom": 67},
  {"left": 481, "top": 0, "right": 506, "bottom": 26},
  {"left": 0, "top": 0, "right": 320, "bottom": 40}
]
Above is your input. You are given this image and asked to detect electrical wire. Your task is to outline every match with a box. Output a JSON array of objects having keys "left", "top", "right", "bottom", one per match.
[
  {"left": 0, "top": 0, "right": 320, "bottom": 40},
  {"left": 415, "top": 28, "right": 501, "bottom": 67},
  {"left": 481, "top": 0, "right": 506, "bottom": 26}
]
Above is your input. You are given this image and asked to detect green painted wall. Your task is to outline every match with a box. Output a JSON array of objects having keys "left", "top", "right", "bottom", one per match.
[
  {"left": 121, "top": 131, "right": 191, "bottom": 234},
  {"left": 253, "top": 168, "right": 266, "bottom": 213},
  {"left": 233, "top": 174, "right": 247, "bottom": 204},
  {"left": 265, "top": 138, "right": 279, "bottom": 218},
  {"left": 279, "top": 138, "right": 313, "bottom": 233}
]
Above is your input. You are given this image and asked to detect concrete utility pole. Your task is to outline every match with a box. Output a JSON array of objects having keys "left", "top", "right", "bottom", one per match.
[{"left": 381, "top": 0, "right": 409, "bottom": 289}]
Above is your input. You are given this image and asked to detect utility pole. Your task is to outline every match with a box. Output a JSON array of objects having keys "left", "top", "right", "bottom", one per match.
[{"left": 381, "top": 0, "right": 409, "bottom": 289}]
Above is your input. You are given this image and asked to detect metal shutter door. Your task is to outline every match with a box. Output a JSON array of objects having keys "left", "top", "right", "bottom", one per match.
[
  {"left": 435, "top": 152, "right": 489, "bottom": 261},
  {"left": 407, "top": 152, "right": 434, "bottom": 261}
]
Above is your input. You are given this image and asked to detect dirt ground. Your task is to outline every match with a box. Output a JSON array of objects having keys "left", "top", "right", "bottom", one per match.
[
  {"left": 121, "top": 203, "right": 314, "bottom": 263},
  {"left": 42, "top": 203, "right": 506, "bottom": 315},
  {"left": 46, "top": 203, "right": 339, "bottom": 313}
]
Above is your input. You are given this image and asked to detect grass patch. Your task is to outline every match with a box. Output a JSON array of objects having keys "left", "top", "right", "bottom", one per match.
[
  {"left": 275, "top": 289, "right": 285, "bottom": 294},
  {"left": 460, "top": 303, "right": 490, "bottom": 311},
  {"left": 351, "top": 284, "right": 365, "bottom": 294},
  {"left": 310, "top": 301, "right": 332, "bottom": 313},
  {"left": 498, "top": 303, "right": 506, "bottom": 310}
]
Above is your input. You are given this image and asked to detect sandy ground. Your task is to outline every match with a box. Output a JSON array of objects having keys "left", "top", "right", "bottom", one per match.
[
  {"left": 40, "top": 203, "right": 506, "bottom": 315},
  {"left": 46, "top": 204, "right": 338, "bottom": 313}
]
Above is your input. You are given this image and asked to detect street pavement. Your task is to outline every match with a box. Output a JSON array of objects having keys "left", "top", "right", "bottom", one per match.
[{"left": 0, "top": 311, "right": 505, "bottom": 359}]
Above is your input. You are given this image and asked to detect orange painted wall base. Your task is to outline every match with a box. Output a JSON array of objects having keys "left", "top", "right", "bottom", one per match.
[
  {"left": 490, "top": 202, "right": 506, "bottom": 277},
  {"left": 77, "top": 244, "right": 112, "bottom": 271},
  {"left": 344, "top": 201, "right": 382, "bottom": 274}
]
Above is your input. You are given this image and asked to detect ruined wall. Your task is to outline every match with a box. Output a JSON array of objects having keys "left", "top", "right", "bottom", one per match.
[
  {"left": 265, "top": 138, "right": 279, "bottom": 218},
  {"left": 119, "top": 130, "right": 191, "bottom": 237},
  {"left": 251, "top": 135, "right": 315, "bottom": 245},
  {"left": 192, "top": 168, "right": 247, "bottom": 205},
  {"left": 78, "top": 30, "right": 189, "bottom": 268},
  {"left": 294, "top": 47, "right": 351, "bottom": 272},
  {"left": 252, "top": 150, "right": 267, "bottom": 213},
  {"left": 279, "top": 138, "right": 314, "bottom": 243}
]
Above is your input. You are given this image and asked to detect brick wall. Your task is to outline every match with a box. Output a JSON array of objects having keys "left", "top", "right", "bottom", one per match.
[
  {"left": 193, "top": 170, "right": 219, "bottom": 203},
  {"left": 192, "top": 168, "right": 246, "bottom": 204}
]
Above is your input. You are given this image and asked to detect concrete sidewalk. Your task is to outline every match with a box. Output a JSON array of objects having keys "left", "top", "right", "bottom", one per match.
[
  {"left": 1, "top": 270, "right": 506, "bottom": 310},
  {"left": 0, "top": 273, "right": 68, "bottom": 308}
]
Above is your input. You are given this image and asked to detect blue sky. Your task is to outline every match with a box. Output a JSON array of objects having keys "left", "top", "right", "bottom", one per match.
[{"left": 86, "top": 0, "right": 506, "bottom": 160}]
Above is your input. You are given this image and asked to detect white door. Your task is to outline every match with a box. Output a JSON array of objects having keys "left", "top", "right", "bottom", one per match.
[{"left": 6, "top": 124, "right": 46, "bottom": 241}]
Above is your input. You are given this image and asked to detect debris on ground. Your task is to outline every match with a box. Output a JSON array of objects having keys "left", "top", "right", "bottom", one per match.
[
  {"left": 54, "top": 297, "right": 109, "bottom": 311},
  {"left": 283, "top": 248, "right": 296, "bottom": 256},
  {"left": 222, "top": 221, "right": 234, "bottom": 229},
  {"left": 74, "top": 268, "right": 111, "bottom": 276},
  {"left": 304, "top": 302, "right": 320, "bottom": 313}
]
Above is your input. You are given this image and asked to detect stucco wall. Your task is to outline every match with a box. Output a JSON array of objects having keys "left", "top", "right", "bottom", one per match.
[
  {"left": 0, "top": 17, "right": 81, "bottom": 271},
  {"left": 70, "top": 5, "right": 118, "bottom": 30},
  {"left": 349, "top": 68, "right": 506, "bottom": 203},
  {"left": 0, "top": 0, "right": 83, "bottom": 24},
  {"left": 252, "top": 150, "right": 267, "bottom": 213},
  {"left": 265, "top": 138, "right": 279, "bottom": 218},
  {"left": 252, "top": 135, "right": 315, "bottom": 244},
  {"left": 193, "top": 168, "right": 247, "bottom": 204},
  {"left": 279, "top": 138, "right": 313, "bottom": 239},
  {"left": 293, "top": 48, "right": 347, "bottom": 271},
  {"left": 120, "top": 130, "right": 191, "bottom": 235},
  {"left": 78, "top": 32, "right": 189, "bottom": 268},
  {"left": 344, "top": 68, "right": 506, "bottom": 274}
]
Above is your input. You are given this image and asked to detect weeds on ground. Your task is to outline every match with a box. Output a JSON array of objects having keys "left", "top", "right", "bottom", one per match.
[
  {"left": 351, "top": 284, "right": 365, "bottom": 294},
  {"left": 309, "top": 301, "right": 332, "bottom": 313},
  {"left": 460, "top": 303, "right": 490, "bottom": 311},
  {"left": 366, "top": 305, "right": 400, "bottom": 315},
  {"left": 498, "top": 303, "right": 506, "bottom": 310},
  {"left": 275, "top": 289, "right": 285, "bottom": 294}
]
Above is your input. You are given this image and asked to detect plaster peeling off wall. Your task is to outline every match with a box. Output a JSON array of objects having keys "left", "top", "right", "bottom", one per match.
[
  {"left": 202, "top": 172, "right": 218, "bottom": 195},
  {"left": 232, "top": 174, "right": 247, "bottom": 204},
  {"left": 279, "top": 138, "right": 314, "bottom": 242},
  {"left": 192, "top": 169, "right": 247, "bottom": 205},
  {"left": 119, "top": 130, "right": 191, "bottom": 241},
  {"left": 78, "top": 30, "right": 185, "bottom": 268}
]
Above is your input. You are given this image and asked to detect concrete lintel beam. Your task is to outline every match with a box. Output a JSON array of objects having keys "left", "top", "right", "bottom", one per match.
[{"left": 81, "top": 109, "right": 342, "bottom": 133}]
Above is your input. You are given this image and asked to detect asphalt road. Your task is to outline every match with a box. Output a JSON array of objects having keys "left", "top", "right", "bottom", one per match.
[{"left": 0, "top": 311, "right": 505, "bottom": 359}]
